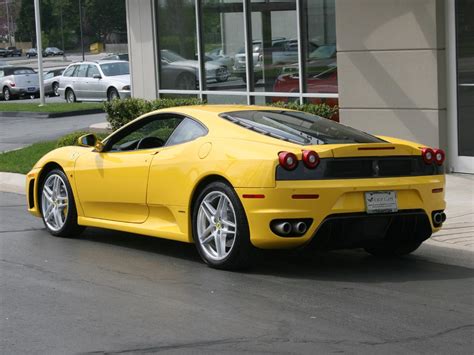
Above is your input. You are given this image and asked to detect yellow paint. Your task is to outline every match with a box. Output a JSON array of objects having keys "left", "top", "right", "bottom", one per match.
[{"left": 26, "top": 105, "right": 446, "bottom": 249}]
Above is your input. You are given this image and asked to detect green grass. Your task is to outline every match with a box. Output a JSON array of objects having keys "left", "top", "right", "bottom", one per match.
[
  {"left": 0, "top": 102, "right": 104, "bottom": 113},
  {"left": 0, "top": 141, "right": 58, "bottom": 174}
]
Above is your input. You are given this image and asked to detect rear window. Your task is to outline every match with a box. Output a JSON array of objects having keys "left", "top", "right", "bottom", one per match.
[{"left": 220, "top": 110, "right": 385, "bottom": 145}]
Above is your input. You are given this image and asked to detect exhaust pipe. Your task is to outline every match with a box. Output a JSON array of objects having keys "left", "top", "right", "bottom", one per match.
[
  {"left": 433, "top": 212, "right": 444, "bottom": 225},
  {"left": 273, "top": 221, "right": 292, "bottom": 236},
  {"left": 293, "top": 221, "right": 307, "bottom": 235}
]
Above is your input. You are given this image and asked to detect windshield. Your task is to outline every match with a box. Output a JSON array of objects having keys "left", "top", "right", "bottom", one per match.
[
  {"left": 99, "top": 62, "right": 129, "bottom": 76},
  {"left": 161, "top": 50, "right": 187, "bottom": 63},
  {"left": 309, "top": 45, "right": 336, "bottom": 59},
  {"left": 220, "top": 110, "right": 385, "bottom": 145}
]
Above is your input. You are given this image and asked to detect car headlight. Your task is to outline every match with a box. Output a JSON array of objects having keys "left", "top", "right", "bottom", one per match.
[{"left": 122, "top": 85, "right": 130, "bottom": 90}]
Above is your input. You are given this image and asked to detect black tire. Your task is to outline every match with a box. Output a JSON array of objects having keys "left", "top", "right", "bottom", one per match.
[
  {"left": 3, "top": 87, "right": 12, "bottom": 101},
  {"left": 107, "top": 87, "right": 119, "bottom": 101},
  {"left": 39, "top": 169, "right": 85, "bottom": 238},
  {"left": 176, "top": 72, "right": 197, "bottom": 90},
  {"left": 65, "top": 88, "right": 76, "bottom": 103},
  {"left": 52, "top": 82, "right": 59, "bottom": 96},
  {"left": 364, "top": 239, "right": 422, "bottom": 257},
  {"left": 192, "top": 181, "right": 254, "bottom": 270}
]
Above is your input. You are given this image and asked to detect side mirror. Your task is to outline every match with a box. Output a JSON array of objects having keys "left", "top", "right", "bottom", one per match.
[
  {"left": 92, "top": 74, "right": 102, "bottom": 79},
  {"left": 77, "top": 134, "right": 103, "bottom": 152}
]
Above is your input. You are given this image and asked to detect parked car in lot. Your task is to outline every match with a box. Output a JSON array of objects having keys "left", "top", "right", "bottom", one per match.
[
  {"left": 160, "top": 49, "right": 229, "bottom": 89},
  {"left": 205, "top": 48, "right": 234, "bottom": 72},
  {"left": 0, "top": 48, "right": 7, "bottom": 57},
  {"left": 58, "top": 60, "right": 131, "bottom": 102},
  {"left": 0, "top": 66, "right": 40, "bottom": 100},
  {"left": 26, "top": 105, "right": 447, "bottom": 269},
  {"left": 44, "top": 68, "right": 65, "bottom": 96},
  {"left": 26, "top": 48, "right": 38, "bottom": 58},
  {"left": 43, "top": 47, "right": 64, "bottom": 57},
  {"left": 6, "top": 47, "right": 22, "bottom": 57},
  {"left": 101, "top": 53, "right": 129, "bottom": 61}
]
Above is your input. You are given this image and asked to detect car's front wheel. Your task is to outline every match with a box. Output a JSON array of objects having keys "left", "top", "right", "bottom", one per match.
[
  {"left": 192, "top": 181, "right": 253, "bottom": 269},
  {"left": 65, "top": 88, "right": 76, "bottom": 103},
  {"left": 40, "top": 169, "right": 84, "bottom": 237},
  {"left": 107, "top": 88, "right": 119, "bottom": 101}
]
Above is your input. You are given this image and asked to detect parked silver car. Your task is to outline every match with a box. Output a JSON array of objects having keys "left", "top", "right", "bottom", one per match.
[
  {"left": 44, "top": 68, "right": 65, "bottom": 96},
  {"left": 58, "top": 60, "right": 131, "bottom": 102},
  {"left": 0, "top": 66, "right": 40, "bottom": 101}
]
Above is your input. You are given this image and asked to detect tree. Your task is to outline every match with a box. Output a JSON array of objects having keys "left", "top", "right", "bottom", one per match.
[{"left": 83, "top": 0, "right": 126, "bottom": 42}]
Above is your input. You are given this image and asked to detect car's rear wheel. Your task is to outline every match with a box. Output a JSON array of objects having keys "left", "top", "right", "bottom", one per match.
[
  {"left": 66, "top": 88, "right": 76, "bottom": 103},
  {"left": 52, "top": 82, "right": 59, "bottom": 96},
  {"left": 364, "top": 239, "right": 422, "bottom": 257},
  {"left": 40, "top": 169, "right": 84, "bottom": 237},
  {"left": 107, "top": 88, "right": 119, "bottom": 101},
  {"left": 3, "top": 87, "right": 12, "bottom": 101},
  {"left": 192, "top": 181, "right": 253, "bottom": 269}
]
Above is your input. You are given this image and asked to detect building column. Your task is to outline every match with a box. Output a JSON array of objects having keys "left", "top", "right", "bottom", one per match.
[
  {"left": 335, "top": 0, "right": 446, "bottom": 149},
  {"left": 126, "top": 0, "right": 158, "bottom": 99}
]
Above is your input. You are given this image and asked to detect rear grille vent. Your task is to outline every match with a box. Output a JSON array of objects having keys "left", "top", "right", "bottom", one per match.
[{"left": 276, "top": 156, "right": 443, "bottom": 180}]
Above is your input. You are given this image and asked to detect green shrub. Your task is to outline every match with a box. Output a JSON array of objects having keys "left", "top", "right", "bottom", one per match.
[
  {"left": 270, "top": 101, "right": 339, "bottom": 120},
  {"left": 56, "top": 131, "right": 109, "bottom": 148},
  {"left": 104, "top": 97, "right": 338, "bottom": 132},
  {"left": 104, "top": 97, "right": 204, "bottom": 130}
]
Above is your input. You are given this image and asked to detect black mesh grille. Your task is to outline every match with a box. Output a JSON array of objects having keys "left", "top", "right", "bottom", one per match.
[{"left": 276, "top": 156, "right": 443, "bottom": 180}]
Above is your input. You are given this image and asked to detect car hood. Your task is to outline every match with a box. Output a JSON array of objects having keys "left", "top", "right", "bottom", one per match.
[
  {"left": 104, "top": 74, "right": 130, "bottom": 85},
  {"left": 170, "top": 60, "right": 221, "bottom": 70}
]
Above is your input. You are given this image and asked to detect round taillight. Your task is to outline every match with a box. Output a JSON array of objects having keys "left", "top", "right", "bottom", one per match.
[
  {"left": 302, "top": 150, "right": 320, "bottom": 169},
  {"left": 422, "top": 148, "right": 435, "bottom": 164},
  {"left": 434, "top": 149, "right": 445, "bottom": 166},
  {"left": 278, "top": 151, "right": 298, "bottom": 170}
]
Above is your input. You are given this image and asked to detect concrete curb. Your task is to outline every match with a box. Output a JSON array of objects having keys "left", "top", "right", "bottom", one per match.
[
  {"left": 0, "top": 109, "right": 105, "bottom": 119},
  {"left": 0, "top": 172, "right": 25, "bottom": 195}
]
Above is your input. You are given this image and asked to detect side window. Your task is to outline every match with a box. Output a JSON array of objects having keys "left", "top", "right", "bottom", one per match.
[
  {"left": 87, "top": 65, "right": 100, "bottom": 78},
  {"left": 74, "top": 64, "right": 88, "bottom": 77},
  {"left": 63, "top": 66, "right": 76, "bottom": 77},
  {"left": 107, "top": 114, "right": 184, "bottom": 152},
  {"left": 44, "top": 72, "right": 53, "bottom": 80},
  {"left": 166, "top": 118, "right": 207, "bottom": 146}
]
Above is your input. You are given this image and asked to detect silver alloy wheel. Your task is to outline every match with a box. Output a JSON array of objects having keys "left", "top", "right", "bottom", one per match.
[
  {"left": 41, "top": 174, "right": 69, "bottom": 232},
  {"left": 197, "top": 191, "right": 237, "bottom": 261},
  {"left": 3, "top": 87, "right": 10, "bottom": 101},
  {"left": 53, "top": 82, "right": 59, "bottom": 96},
  {"left": 66, "top": 90, "right": 75, "bottom": 103},
  {"left": 109, "top": 89, "right": 119, "bottom": 101}
]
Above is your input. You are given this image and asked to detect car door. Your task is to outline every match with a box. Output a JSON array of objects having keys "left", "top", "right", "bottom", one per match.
[
  {"left": 147, "top": 117, "right": 208, "bottom": 208},
  {"left": 72, "top": 64, "right": 88, "bottom": 99},
  {"left": 83, "top": 64, "right": 104, "bottom": 100},
  {"left": 74, "top": 113, "right": 185, "bottom": 223}
]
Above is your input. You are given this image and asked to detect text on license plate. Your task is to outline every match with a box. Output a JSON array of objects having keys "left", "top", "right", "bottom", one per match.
[
  {"left": 27, "top": 87, "right": 36, "bottom": 92},
  {"left": 365, "top": 191, "right": 398, "bottom": 214}
]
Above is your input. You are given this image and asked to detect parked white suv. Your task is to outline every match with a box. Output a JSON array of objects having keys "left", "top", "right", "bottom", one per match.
[{"left": 58, "top": 60, "right": 131, "bottom": 102}]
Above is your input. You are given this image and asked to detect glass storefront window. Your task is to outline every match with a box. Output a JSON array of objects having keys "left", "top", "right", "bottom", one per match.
[
  {"left": 456, "top": 0, "right": 474, "bottom": 157},
  {"left": 157, "top": 0, "right": 198, "bottom": 90},
  {"left": 154, "top": 0, "right": 337, "bottom": 112},
  {"left": 202, "top": 0, "right": 246, "bottom": 92}
]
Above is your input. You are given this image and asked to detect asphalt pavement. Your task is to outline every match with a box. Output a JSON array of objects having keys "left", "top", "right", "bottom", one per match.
[
  {"left": 0, "top": 112, "right": 107, "bottom": 152},
  {"left": 1, "top": 191, "right": 473, "bottom": 354}
]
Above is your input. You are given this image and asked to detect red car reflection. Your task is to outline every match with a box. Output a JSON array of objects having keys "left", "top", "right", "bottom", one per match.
[{"left": 273, "top": 67, "right": 339, "bottom": 121}]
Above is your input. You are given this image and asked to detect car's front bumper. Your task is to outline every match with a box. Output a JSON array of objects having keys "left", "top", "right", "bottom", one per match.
[
  {"left": 236, "top": 175, "right": 446, "bottom": 249},
  {"left": 119, "top": 90, "right": 131, "bottom": 99}
]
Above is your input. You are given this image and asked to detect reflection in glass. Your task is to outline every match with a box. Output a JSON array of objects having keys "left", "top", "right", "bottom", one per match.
[
  {"left": 157, "top": 0, "right": 198, "bottom": 90},
  {"left": 203, "top": 0, "right": 246, "bottom": 91},
  {"left": 456, "top": 0, "right": 474, "bottom": 156}
]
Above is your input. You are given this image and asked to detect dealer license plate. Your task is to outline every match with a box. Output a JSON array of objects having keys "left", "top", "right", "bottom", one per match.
[
  {"left": 27, "top": 87, "right": 36, "bottom": 92},
  {"left": 365, "top": 191, "right": 398, "bottom": 214}
]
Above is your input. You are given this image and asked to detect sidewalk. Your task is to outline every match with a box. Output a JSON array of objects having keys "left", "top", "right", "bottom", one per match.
[{"left": 0, "top": 172, "right": 472, "bottom": 251}]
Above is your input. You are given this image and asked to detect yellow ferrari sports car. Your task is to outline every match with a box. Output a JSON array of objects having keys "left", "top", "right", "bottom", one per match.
[{"left": 26, "top": 105, "right": 446, "bottom": 269}]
